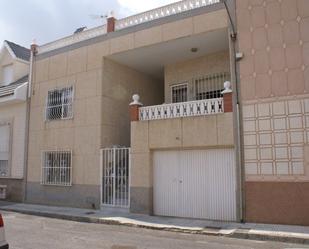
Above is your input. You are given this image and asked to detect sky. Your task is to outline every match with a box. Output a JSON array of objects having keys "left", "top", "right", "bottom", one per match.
[{"left": 0, "top": 0, "right": 177, "bottom": 48}]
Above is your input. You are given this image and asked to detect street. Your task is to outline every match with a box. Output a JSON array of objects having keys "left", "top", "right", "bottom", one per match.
[{"left": 2, "top": 211, "right": 309, "bottom": 249}]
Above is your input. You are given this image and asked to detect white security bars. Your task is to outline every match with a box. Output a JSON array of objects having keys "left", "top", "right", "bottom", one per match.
[
  {"left": 0, "top": 123, "right": 10, "bottom": 177},
  {"left": 101, "top": 147, "right": 130, "bottom": 208},
  {"left": 41, "top": 151, "right": 72, "bottom": 186},
  {"left": 46, "top": 86, "right": 73, "bottom": 121},
  {"left": 171, "top": 83, "right": 188, "bottom": 103},
  {"left": 115, "top": 0, "right": 220, "bottom": 30},
  {"left": 139, "top": 98, "right": 223, "bottom": 121},
  {"left": 195, "top": 72, "right": 230, "bottom": 100}
]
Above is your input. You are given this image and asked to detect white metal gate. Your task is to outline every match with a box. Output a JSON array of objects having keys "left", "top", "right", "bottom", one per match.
[
  {"left": 101, "top": 147, "right": 130, "bottom": 208},
  {"left": 153, "top": 148, "right": 236, "bottom": 221}
]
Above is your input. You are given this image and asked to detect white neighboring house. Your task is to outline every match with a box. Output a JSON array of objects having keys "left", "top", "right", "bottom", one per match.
[{"left": 0, "top": 40, "right": 30, "bottom": 202}]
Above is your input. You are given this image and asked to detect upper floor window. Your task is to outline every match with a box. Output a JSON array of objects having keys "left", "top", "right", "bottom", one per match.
[
  {"left": 195, "top": 72, "right": 230, "bottom": 100},
  {"left": 171, "top": 83, "right": 188, "bottom": 103},
  {"left": 46, "top": 86, "right": 73, "bottom": 121},
  {"left": 0, "top": 122, "right": 11, "bottom": 177},
  {"left": 170, "top": 72, "right": 230, "bottom": 103},
  {"left": 2, "top": 64, "right": 13, "bottom": 86}
]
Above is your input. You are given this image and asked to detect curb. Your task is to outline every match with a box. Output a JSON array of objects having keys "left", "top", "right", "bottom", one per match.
[
  {"left": 1, "top": 207, "right": 309, "bottom": 245},
  {"left": 0, "top": 207, "right": 222, "bottom": 236},
  {"left": 229, "top": 229, "right": 309, "bottom": 245}
]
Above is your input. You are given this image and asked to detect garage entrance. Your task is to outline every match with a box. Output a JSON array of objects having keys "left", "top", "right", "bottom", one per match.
[{"left": 153, "top": 148, "right": 236, "bottom": 221}]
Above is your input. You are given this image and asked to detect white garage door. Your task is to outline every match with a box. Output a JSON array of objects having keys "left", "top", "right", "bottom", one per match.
[{"left": 153, "top": 148, "right": 237, "bottom": 221}]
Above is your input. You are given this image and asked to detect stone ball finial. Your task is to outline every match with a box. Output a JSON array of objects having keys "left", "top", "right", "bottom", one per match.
[
  {"left": 108, "top": 10, "right": 114, "bottom": 18},
  {"left": 133, "top": 94, "right": 139, "bottom": 102},
  {"left": 221, "top": 81, "right": 232, "bottom": 94},
  {"left": 130, "top": 94, "right": 143, "bottom": 106}
]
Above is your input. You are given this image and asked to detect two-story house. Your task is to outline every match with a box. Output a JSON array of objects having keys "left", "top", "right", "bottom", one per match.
[
  {"left": 0, "top": 40, "right": 30, "bottom": 201},
  {"left": 25, "top": 0, "right": 309, "bottom": 226}
]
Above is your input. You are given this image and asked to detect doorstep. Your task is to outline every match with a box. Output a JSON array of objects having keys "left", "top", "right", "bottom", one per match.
[{"left": 0, "top": 201, "right": 309, "bottom": 244}]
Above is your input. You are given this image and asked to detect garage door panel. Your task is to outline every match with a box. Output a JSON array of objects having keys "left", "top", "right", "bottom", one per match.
[
  {"left": 153, "top": 151, "right": 180, "bottom": 216},
  {"left": 153, "top": 149, "right": 236, "bottom": 221}
]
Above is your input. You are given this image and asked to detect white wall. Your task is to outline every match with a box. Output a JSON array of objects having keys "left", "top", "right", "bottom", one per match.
[
  {"left": 0, "top": 102, "right": 27, "bottom": 178},
  {"left": 0, "top": 47, "right": 29, "bottom": 86}
]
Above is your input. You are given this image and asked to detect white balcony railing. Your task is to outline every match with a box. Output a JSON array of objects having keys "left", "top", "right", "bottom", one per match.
[
  {"left": 38, "top": 25, "right": 107, "bottom": 54},
  {"left": 37, "top": 0, "right": 220, "bottom": 54},
  {"left": 139, "top": 98, "right": 224, "bottom": 121},
  {"left": 115, "top": 0, "right": 220, "bottom": 30}
]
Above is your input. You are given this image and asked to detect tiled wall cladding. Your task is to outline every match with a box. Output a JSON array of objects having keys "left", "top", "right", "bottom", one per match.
[
  {"left": 243, "top": 97, "right": 309, "bottom": 181},
  {"left": 237, "top": 0, "right": 309, "bottom": 182},
  {"left": 237, "top": 0, "right": 309, "bottom": 100}
]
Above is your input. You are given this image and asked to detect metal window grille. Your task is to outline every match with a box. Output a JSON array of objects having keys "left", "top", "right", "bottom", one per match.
[
  {"left": 195, "top": 72, "right": 230, "bottom": 100},
  {"left": 171, "top": 83, "right": 188, "bottom": 103},
  {"left": 0, "top": 123, "right": 10, "bottom": 177},
  {"left": 46, "top": 86, "right": 73, "bottom": 121},
  {"left": 41, "top": 151, "right": 72, "bottom": 186}
]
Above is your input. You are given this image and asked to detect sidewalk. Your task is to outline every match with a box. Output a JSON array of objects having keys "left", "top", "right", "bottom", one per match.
[{"left": 0, "top": 201, "right": 309, "bottom": 244}]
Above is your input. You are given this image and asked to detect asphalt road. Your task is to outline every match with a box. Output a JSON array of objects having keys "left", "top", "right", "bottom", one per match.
[{"left": 2, "top": 211, "right": 309, "bottom": 249}]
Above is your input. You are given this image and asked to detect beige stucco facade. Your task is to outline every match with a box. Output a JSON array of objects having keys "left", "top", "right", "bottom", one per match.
[
  {"left": 27, "top": 53, "right": 163, "bottom": 207},
  {"left": 26, "top": 5, "right": 229, "bottom": 209}
]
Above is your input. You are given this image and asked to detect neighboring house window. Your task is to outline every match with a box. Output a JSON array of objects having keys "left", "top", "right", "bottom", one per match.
[
  {"left": 42, "top": 151, "right": 72, "bottom": 186},
  {"left": 171, "top": 83, "right": 188, "bottom": 103},
  {"left": 0, "top": 123, "right": 10, "bottom": 177},
  {"left": 195, "top": 72, "right": 230, "bottom": 100},
  {"left": 46, "top": 86, "right": 73, "bottom": 121},
  {"left": 2, "top": 65, "right": 13, "bottom": 86}
]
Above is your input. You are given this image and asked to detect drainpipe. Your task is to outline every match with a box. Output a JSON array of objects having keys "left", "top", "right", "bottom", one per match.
[
  {"left": 220, "top": 0, "right": 246, "bottom": 222},
  {"left": 22, "top": 41, "right": 37, "bottom": 203}
]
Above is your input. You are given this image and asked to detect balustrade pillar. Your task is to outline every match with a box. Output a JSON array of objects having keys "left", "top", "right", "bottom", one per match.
[
  {"left": 129, "top": 94, "right": 143, "bottom": 121},
  {"left": 107, "top": 11, "right": 116, "bottom": 33},
  {"left": 222, "top": 81, "right": 233, "bottom": 112}
]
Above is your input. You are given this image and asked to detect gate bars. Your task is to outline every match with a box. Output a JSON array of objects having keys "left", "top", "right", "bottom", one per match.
[{"left": 100, "top": 147, "right": 130, "bottom": 208}]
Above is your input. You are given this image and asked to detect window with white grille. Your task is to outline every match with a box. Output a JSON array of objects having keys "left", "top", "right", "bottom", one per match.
[
  {"left": 195, "top": 72, "right": 230, "bottom": 100},
  {"left": 41, "top": 151, "right": 72, "bottom": 186},
  {"left": 171, "top": 83, "right": 188, "bottom": 103},
  {"left": 46, "top": 86, "right": 73, "bottom": 121},
  {"left": 0, "top": 123, "right": 10, "bottom": 177}
]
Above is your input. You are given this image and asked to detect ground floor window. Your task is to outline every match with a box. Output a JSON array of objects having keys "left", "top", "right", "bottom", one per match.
[
  {"left": 41, "top": 151, "right": 72, "bottom": 186},
  {"left": 0, "top": 122, "right": 11, "bottom": 177}
]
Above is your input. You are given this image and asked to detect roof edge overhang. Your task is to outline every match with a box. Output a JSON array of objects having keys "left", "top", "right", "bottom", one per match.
[
  {"left": 0, "top": 41, "right": 30, "bottom": 64},
  {"left": 0, "top": 82, "right": 28, "bottom": 106},
  {"left": 36, "top": 1, "right": 225, "bottom": 60}
]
